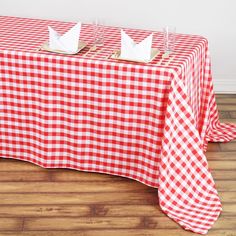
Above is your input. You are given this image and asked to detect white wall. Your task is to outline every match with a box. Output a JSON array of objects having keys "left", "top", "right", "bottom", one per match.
[{"left": 0, "top": 0, "right": 236, "bottom": 93}]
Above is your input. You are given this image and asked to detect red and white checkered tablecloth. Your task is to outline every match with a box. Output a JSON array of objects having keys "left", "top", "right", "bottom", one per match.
[{"left": 0, "top": 16, "right": 236, "bottom": 234}]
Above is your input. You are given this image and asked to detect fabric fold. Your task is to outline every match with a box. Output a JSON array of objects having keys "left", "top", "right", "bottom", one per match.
[{"left": 158, "top": 71, "right": 222, "bottom": 234}]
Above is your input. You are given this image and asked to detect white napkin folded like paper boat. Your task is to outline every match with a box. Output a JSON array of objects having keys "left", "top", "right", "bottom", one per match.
[
  {"left": 41, "top": 22, "right": 86, "bottom": 54},
  {"left": 120, "top": 29, "right": 153, "bottom": 61}
]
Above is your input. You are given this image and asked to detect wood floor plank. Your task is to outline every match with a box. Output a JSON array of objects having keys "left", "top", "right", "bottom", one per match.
[
  {"left": 206, "top": 152, "right": 236, "bottom": 160},
  {"left": 220, "top": 142, "right": 236, "bottom": 152},
  {"left": 0, "top": 159, "right": 44, "bottom": 171},
  {"left": 216, "top": 94, "right": 236, "bottom": 97},
  {"left": 217, "top": 105, "right": 236, "bottom": 111},
  {"left": 230, "top": 111, "right": 236, "bottom": 118},
  {"left": 0, "top": 182, "right": 150, "bottom": 193},
  {"left": 23, "top": 217, "right": 143, "bottom": 230},
  {"left": 0, "top": 192, "right": 158, "bottom": 205},
  {"left": 207, "top": 143, "right": 221, "bottom": 152},
  {"left": 222, "top": 203, "right": 236, "bottom": 216},
  {"left": 219, "top": 111, "right": 232, "bottom": 119},
  {"left": 21, "top": 216, "right": 236, "bottom": 230},
  {"left": 50, "top": 170, "right": 126, "bottom": 182},
  {"left": 211, "top": 170, "right": 236, "bottom": 180},
  {"left": 0, "top": 218, "right": 23, "bottom": 231},
  {"left": 220, "top": 118, "right": 236, "bottom": 124},
  {"left": 215, "top": 97, "right": 236, "bottom": 104},
  {"left": 218, "top": 192, "right": 236, "bottom": 202},
  {"left": 212, "top": 216, "right": 236, "bottom": 229},
  {"left": 208, "top": 161, "right": 236, "bottom": 170},
  {"left": 91, "top": 205, "right": 163, "bottom": 217},
  {"left": 0, "top": 171, "right": 50, "bottom": 182},
  {"left": 0, "top": 205, "right": 91, "bottom": 217}
]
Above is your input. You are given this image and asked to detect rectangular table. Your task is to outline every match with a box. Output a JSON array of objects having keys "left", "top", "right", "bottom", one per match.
[{"left": 0, "top": 16, "right": 236, "bottom": 234}]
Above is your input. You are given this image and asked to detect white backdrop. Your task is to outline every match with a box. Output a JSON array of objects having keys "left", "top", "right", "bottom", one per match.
[{"left": 0, "top": 0, "right": 235, "bottom": 93}]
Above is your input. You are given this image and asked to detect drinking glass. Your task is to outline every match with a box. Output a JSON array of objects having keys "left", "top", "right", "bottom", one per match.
[
  {"left": 93, "top": 18, "right": 104, "bottom": 46},
  {"left": 163, "top": 26, "right": 176, "bottom": 52}
]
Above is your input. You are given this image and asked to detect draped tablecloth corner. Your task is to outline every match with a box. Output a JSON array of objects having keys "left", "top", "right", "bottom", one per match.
[{"left": 157, "top": 68, "right": 228, "bottom": 234}]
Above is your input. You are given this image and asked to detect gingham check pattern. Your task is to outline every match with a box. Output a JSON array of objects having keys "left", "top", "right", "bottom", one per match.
[{"left": 0, "top": 16, "right": 236, "bottom": 234}]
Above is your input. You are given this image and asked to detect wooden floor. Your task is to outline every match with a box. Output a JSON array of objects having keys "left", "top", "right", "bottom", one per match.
[{"left": 0, "top": 94, "right": 236, "bottom": 236}]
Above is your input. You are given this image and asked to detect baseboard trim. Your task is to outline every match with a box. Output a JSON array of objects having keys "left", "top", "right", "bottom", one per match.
[{"left": 213, "top": 74, "right": 236, "bottom": 94}]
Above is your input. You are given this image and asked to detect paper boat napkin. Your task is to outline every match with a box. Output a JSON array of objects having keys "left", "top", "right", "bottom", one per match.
[
  {"left": 120, "top": 29, "right": 153, "bottom": 61},
  {"left": 48, "top": 22, "right": 81, "bottom": 53}
]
